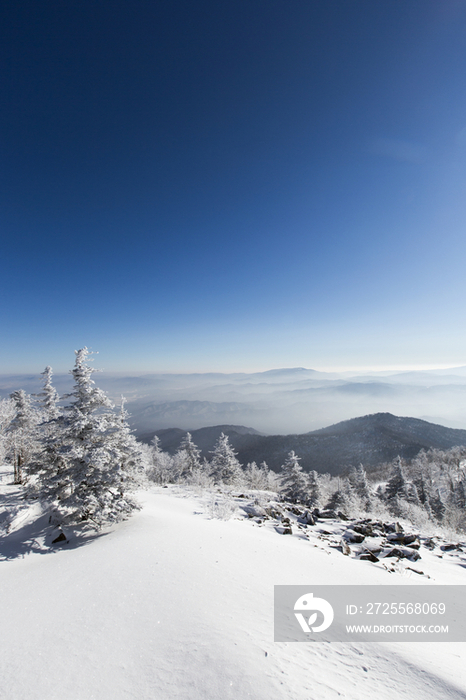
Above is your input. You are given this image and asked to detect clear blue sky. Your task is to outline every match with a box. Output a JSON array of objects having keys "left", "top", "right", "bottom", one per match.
[{"left": 2, "top": 1, "right": 466, "bottom": 373}]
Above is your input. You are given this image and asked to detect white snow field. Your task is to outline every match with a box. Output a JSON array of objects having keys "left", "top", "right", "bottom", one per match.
[{"left": 1, "top": 471, "right": 466, "bottom": 700}]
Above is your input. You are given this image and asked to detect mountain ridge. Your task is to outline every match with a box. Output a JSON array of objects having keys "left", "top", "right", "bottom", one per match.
[{"left": 145, "top": 412, "right": 466, "bottom": 475}]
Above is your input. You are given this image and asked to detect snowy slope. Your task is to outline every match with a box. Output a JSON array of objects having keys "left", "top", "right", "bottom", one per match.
[{"left": 0, "top": 472, "right": 465, "bottom": 700}]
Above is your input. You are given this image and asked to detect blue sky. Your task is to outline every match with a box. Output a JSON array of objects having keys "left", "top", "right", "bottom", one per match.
[{"left": 2, "top": 0, "right": 466, "bottom": 373}]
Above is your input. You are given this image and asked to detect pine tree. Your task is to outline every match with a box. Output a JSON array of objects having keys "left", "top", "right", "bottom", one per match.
[
  {"left": 244, "top": 461, "right": 273, "bottom": 490},
  {"left": 108, "top": 396, "right": 145, "bottom": 485},
  {"left": 449, "top": 477, "right": 466, "bottom": 510},
  {"left": 0, "top": 398, "right": 15, "bottom": 465},
  {"left": 412, "top": 470, "right": 433, "bottom": 517},
  {"left": 36, "top": 366, "right": 60, "bottom": 420},
  {"left": 279, "top": 451, "right": 308, "bottom": 504},
  {"left": 147, "top": 435, "right": 175, "bottom": 484},
  {"left": 385, "top": 457, "right": 409, "bottom": 501},
  {"left": 39, "top": 348, "right": 142, "bottom": 525},
  {"left": 29, "top": 367, "right": 62, "bottom": 483},
  {"left": 429, "top": 489, "right": 446, "bottom": 522},
  {"left": 348, "top": 464, "right": 372, "bottom": 511},
  {"left": 209, "top": 433, "right": 244, "bottom": 486},
  {"left": 175, "top": 432, "right": 202, "bottom": 479},
  {"left": 307, "top": 470, "right": 322, "bottom": 509},
  {"left": 326, "top": 478, "right": 356, "bottom": 515},
  {"left": 7, "top": 390, "right": 40, "bottom": 483}
]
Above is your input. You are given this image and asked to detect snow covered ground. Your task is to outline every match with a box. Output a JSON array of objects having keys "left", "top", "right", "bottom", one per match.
[{"left": 1, "top": 469, "right": 466, "bottom": 700}]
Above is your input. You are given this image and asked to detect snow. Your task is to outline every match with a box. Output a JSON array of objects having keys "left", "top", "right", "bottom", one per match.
[{"left": 1, "top": 470, "right": 466, "bottom": 700}]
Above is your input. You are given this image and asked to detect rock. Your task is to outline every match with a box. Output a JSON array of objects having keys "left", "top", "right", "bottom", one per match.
[
  {"left": 242, "top": 504, "right": 268, "bottom": 518},
  {"left": 265, "top": 505, "right": 283, "bottom": 519},
  {"left": 275, "top": 525, "right": 293, "bottom": 535},
  {"left": 383, "top": 547, "right": 421, "bottom": 562},
  {"left": 340, "top": 539, "right": 351, "bottom": 556},
  {"left": 352, "top": 523, "right": 373, "bottom": 536},
  {"left": 319, "top": 509, "right": 338, "bottom": 519},
  {"left": 297, "top": 510, "right": 315, "bottom": 526},
  {"left": 359, "top": 551, "right": 379, "bottom": 563},
  {"left": 441, "top": 543, "right": 463, "bottom": 552},
  {"left": 51, "top": 531, "right": 67, "bottom": 544},
  {"left": 337, "top": 511, "right": 350, "bottom": 521},
  {"left": 343, "top": 529, "right": 365, "bottom": 544},
  {"left": 386, "top": 533, "right": 419, "bottom": 547},
  {"left": 361, "top": 538, "right": 383, "bottom": 554}
]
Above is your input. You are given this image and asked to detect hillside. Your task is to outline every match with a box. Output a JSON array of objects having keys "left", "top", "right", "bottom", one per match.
[
  {"left": 1, "top": 471, "right": 465, "bottom": 699},
  {"left": 149, "top": 413, "right": 466, "bottom": 475}
]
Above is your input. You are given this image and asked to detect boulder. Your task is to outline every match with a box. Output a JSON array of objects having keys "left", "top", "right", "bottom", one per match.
[
  {"left": 386, "top": 533, "right": 419, "bottom": 547},
  {"left": 242, "top": 504, "right": 268, "bottom": 518},
  {"left": 441, "top": 543, "right": 463, "bottom": 552},
  {"left": 319, "top": 509, "right": 338, "bottom": 519},
  {"left": 343, "top": 529, "right": 365, "bottom": 544},
  {"left": 359, "top": 551, "right": 379, "bottom": 563},
  {"left": 297, "top": 510, "right": 315, "bottom": 526},
  {"left": 275, "top": 525, "right": 293, "bottom": 535},
  {"left": 382, "top": 547, "right": 421, "bottom": 562},
  {"left": 51, "top": 530, "right": 67, "bottom": 544}
]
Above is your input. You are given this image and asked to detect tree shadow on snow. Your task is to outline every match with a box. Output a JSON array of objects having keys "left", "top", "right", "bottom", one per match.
[{"left": 0, "top": 511, "right": 109, "bottom": 561}]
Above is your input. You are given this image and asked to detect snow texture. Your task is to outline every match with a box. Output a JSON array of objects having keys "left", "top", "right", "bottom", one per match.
[{"left": 0, "top": 468, "right": 465, "bottom": 700}]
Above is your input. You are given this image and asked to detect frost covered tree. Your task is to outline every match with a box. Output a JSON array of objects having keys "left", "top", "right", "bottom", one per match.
[
  {"left": 0, "top": 398, "right": 15, "bottom": 465},
  {"left": 307, "top": 470, "right": 322, "bottom": 509},
  {"left": 39, "top": 348, "right": 142, "bottom": 525},
  {"left": 209, "top": 433, "right": 244, "bottom": 486},
  {"left": 36, "top": 366, "right": 61, "bottom": 420},
  {"left": 108, "top": 397, "right": 145, "bottom": 485},
  {"left": 411, "top": 465, "right": 433, "bottom": 516},
  {"left": 147, "top": 435, "right": 175, "bottom": 485},
  {"left": 444, "top": 476, "right": 466, "bottom": 531},
  {"left": 429, "top": 489, "right": 446, "bottom": 523},
  {"left": 175, "top": 432, "right": 202, "bottom": 479},
  {"left": 29, "top": 366, "right": 63, "bottom": 483},
  {"left": 7, "top": 390, "right": 40, "bottom": 483},
  {"left": 385, "top": 457, "right": 409, "bottom": 501},
  {"left": 279, "top": 451, "right": 308, "bottom": 504},
  {"left": 244, "top": 461, "right": 275, "bottom": 491},
  {"left": 348, "top": 464, "right": 372, "bottom": 511},
  {"left": 326, "top": 478, "right": 357, "bottom": 515}
]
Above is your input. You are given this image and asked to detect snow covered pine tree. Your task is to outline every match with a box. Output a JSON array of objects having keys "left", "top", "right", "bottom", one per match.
[
  {"left": 40, "top": 348, "right": 143, "bottom": 526},
  {"left": 7, "top": 389, "right": 40, "bottom": 484},
  {"left": 279, "top": 451, "right": 308, "bottom": 504},
  {"left": 209, "top": 433, "right": 244, "bottom": 486}
]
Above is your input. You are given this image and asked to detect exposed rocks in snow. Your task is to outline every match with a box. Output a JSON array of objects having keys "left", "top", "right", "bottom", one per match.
[
  {"left": 441, "top": 543, "right": 463, "bottom": 552},
  {"left": 297, "top": 510, "right": 315, "bottom": 526},
  {"left": 219, "top": 491, "right": 466, "bottom": 575},
  {"left": 342, "top": 529, "right": 365, "bottom": 544},
  {"left": 241, "top": 504, "right": 268, "bottom": 518}
]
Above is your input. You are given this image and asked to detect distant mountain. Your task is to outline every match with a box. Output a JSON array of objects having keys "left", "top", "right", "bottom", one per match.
[
  {"left": 130, "top": 400, "right": 263, "bottom": 433},
  {"left": 4, "top": 366, "right": 466, "bottom": 434},
  {"left": 146, "top": 413, "right": 466, "bottom": 476}
]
